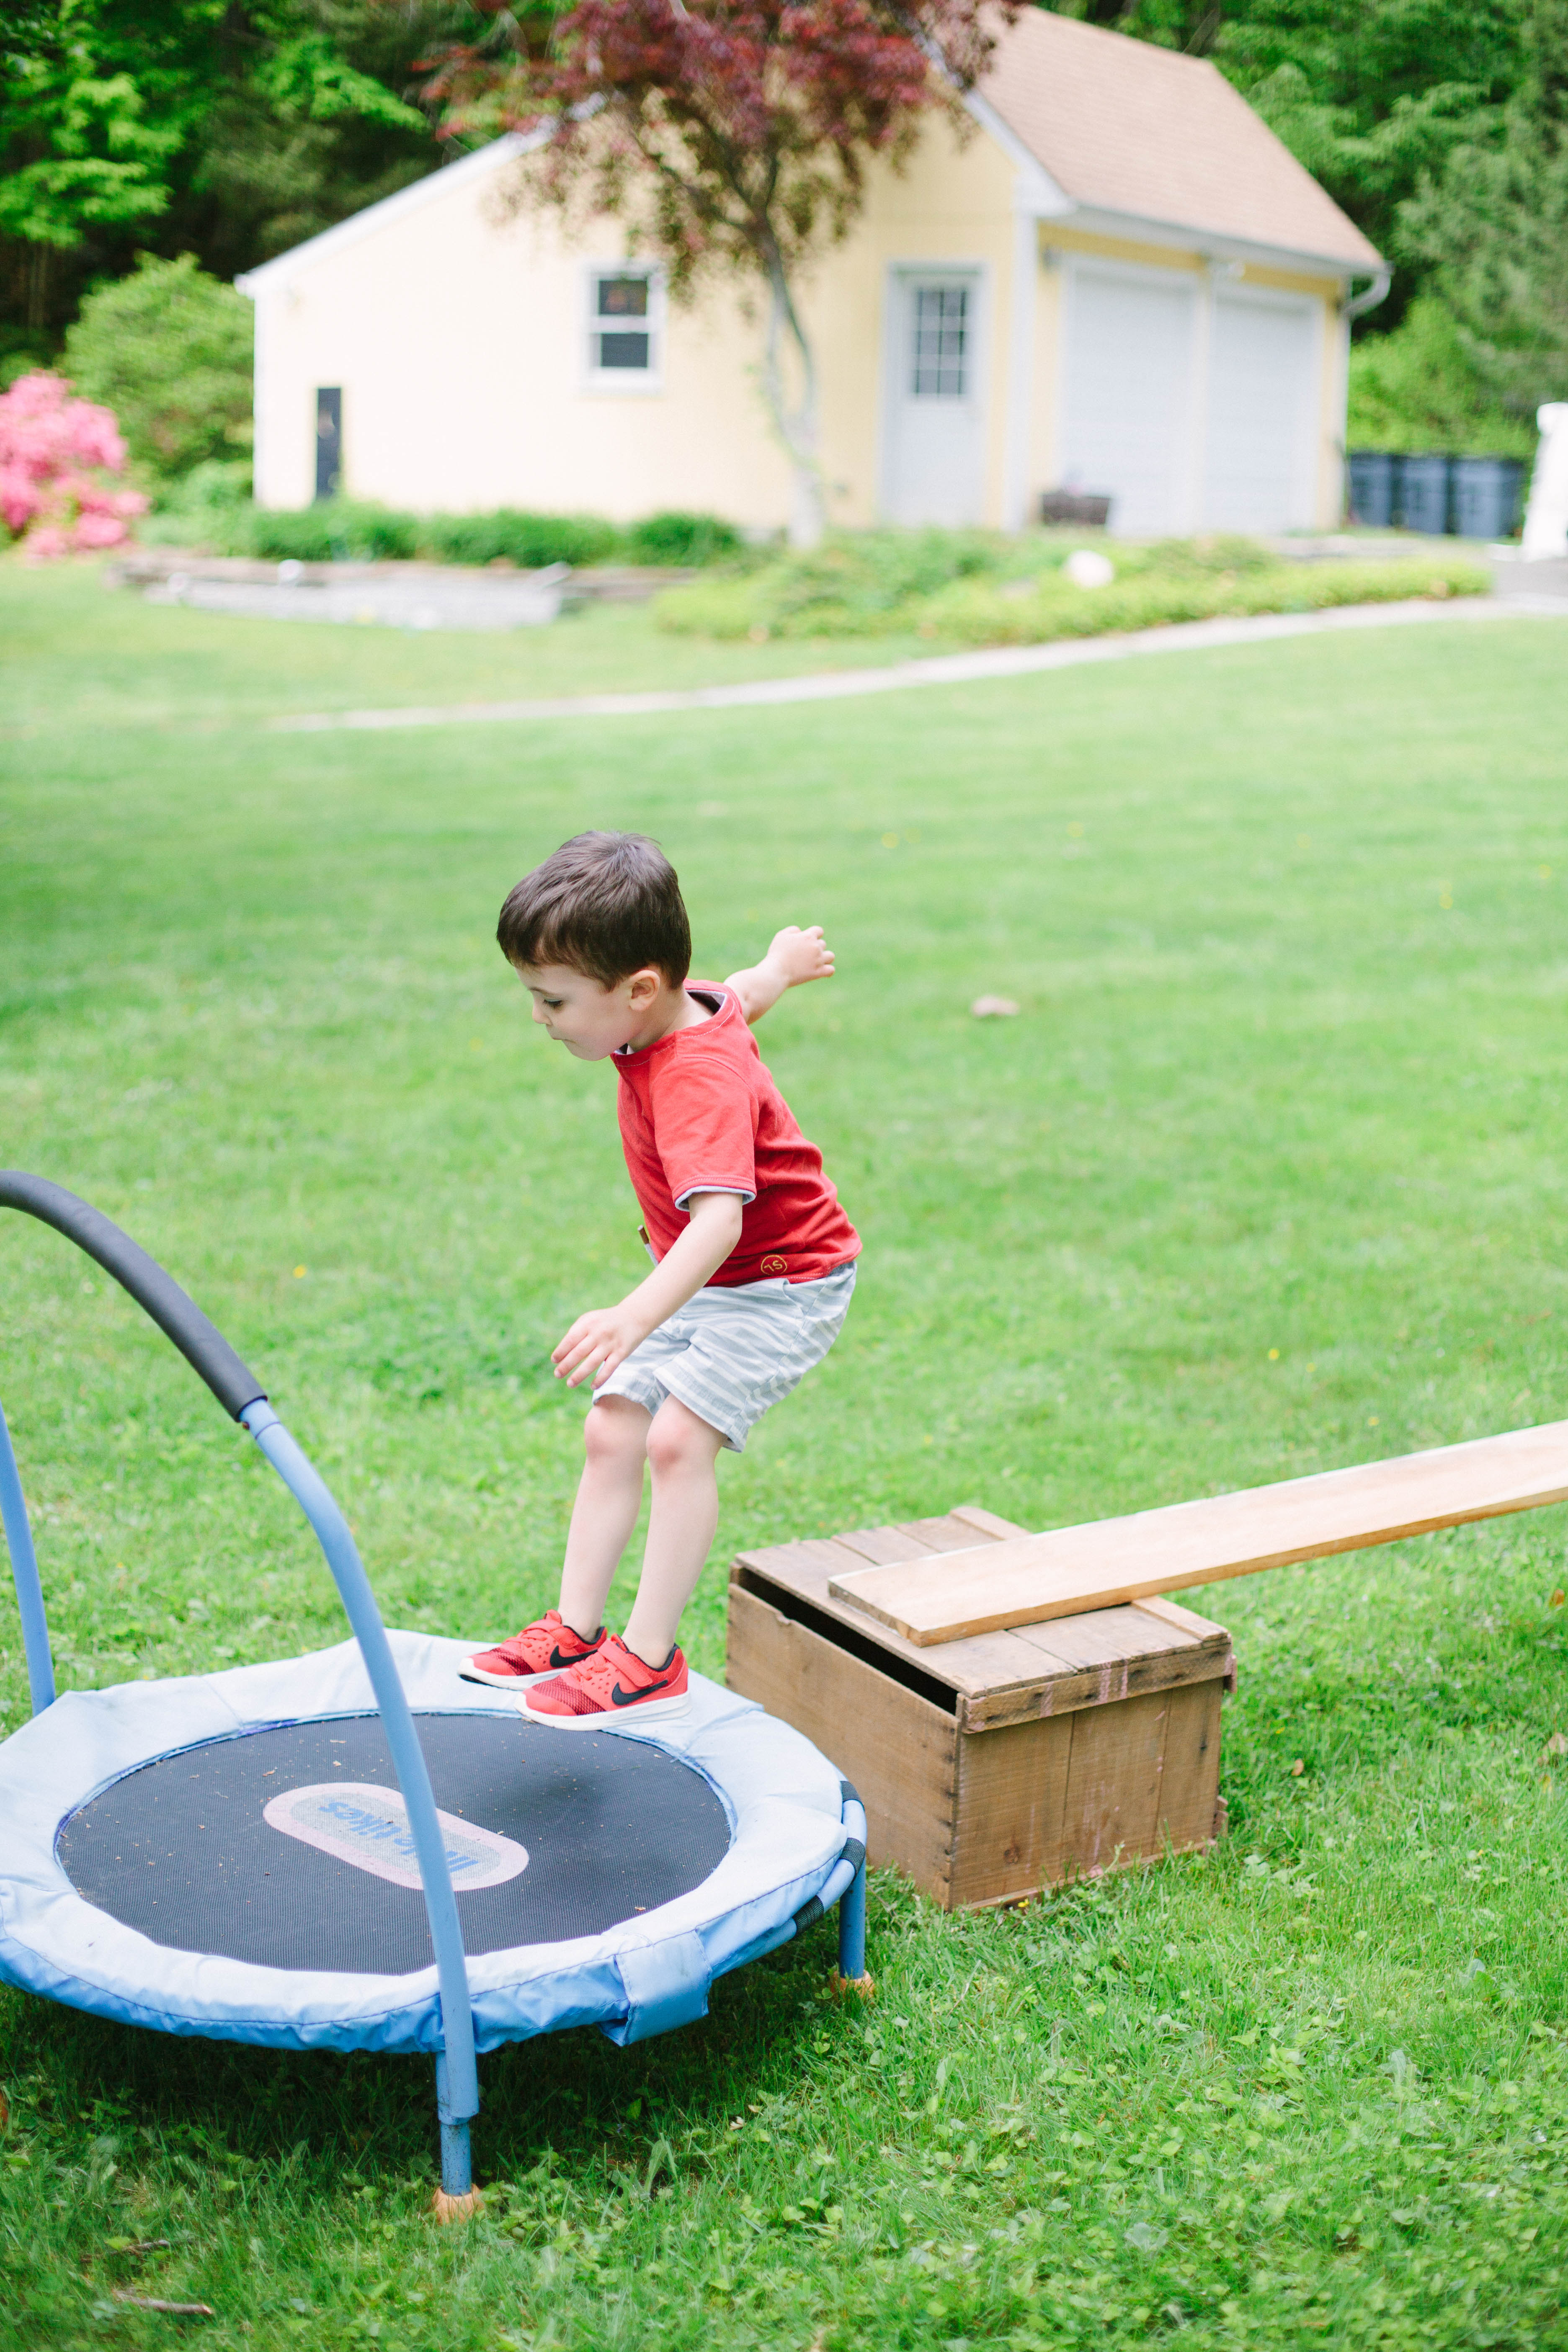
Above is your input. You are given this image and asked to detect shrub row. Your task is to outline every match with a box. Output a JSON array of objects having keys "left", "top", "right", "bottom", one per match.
[
  {"left": 913, "top": 554, "right": 1493, "bottom": 646},
  {"left": 145, "top": 492, "right": 745, "bottom": 570},
  {"left": 652, "top": 532, "right": 1492, "bottom": 647}
]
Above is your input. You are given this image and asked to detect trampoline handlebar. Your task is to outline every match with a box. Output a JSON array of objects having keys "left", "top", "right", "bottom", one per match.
[
  {"left": 0, "top": 1397, "right": 54, "bottom": 1715},
  {"left": 0, "top": 1173, "right": 267, "bottom": 1422},
  {"left": 1, "top": 1174, "right": 479, "bottom": 2196},
  {"left": 240, "top": 1400, "right": 480, "bottom": 2151}
]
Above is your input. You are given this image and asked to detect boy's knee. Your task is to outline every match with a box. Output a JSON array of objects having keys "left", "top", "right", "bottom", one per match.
[
  {"left": 646, "top": 1402, "right": 720, "bottom": 1477},
  {"left": 584, "top": 1395, "right": 650, "bottom": 1466}
]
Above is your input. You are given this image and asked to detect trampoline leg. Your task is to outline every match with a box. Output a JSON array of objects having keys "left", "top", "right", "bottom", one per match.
[
  {"left": 0, "top": 1395, "right": 54, "bottom": 1715},
  {"left": 432, "top": 2055, "right": 482, "bottom": 2223},
  {"left": 832, "top": 1861, "right": 874, "bottom": 1997}
]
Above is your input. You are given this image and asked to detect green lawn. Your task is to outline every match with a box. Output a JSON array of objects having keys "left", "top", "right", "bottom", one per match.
[
  {"left": 2, "top": 563, "right": 1567, "bottom": 2351},
  {"left": 0, "top": 562, "right": 949, "bottom": 736}
]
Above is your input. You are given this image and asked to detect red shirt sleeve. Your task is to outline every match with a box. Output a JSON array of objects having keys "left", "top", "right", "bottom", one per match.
[{"left": 648, "top": 1050, "right": 757, "bottom": 1209}]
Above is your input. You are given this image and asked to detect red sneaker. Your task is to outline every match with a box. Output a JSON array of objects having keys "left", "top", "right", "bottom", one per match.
[
  {"left": 519, "top": 1634, "right": 691, "bottom": 1728},
  {"left": 460, "top": 1610, "right": 606, "bottom": 1687}
]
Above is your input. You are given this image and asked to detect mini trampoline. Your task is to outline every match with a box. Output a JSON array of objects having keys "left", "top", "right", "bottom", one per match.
[{"left": 0, "top": 1174, "right": 869, "bottom": 2213}]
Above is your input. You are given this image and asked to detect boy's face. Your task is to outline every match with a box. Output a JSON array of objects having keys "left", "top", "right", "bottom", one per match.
[{"left": 515, "top": 961, "right": 664, "bottom": 1059}]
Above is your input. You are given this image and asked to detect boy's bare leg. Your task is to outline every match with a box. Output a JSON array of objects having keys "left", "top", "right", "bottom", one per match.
[
  {"left": 557, "top": 1396, "right": 652, "bottom": 1640},
  {"left": 622, "top": 1395, "right": 726, "bottom": 1666}
]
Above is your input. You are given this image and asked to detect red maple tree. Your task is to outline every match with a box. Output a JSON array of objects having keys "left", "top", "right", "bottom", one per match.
[{"left": 421, "top": 0, "right": 1008, "bottom": 542}]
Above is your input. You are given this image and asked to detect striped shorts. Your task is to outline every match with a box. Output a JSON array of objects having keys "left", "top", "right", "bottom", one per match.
[{"left": 593, "top": 1261, "right": 857, "bottom": 1452}]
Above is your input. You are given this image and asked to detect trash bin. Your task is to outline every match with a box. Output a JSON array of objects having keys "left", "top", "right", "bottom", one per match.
[
  {"left": 1451, "top": 456, "right": 1525, "bottom": 540},
  {"left": 1347, "top": 450, "right": 1399, "bottom": 527},
  {"left": 1399, "top": 454, "right": 1452, "bottom": 535}
]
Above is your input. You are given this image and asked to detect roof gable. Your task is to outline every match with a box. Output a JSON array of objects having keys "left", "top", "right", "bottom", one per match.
[
  {"left": 980, "top": 10, "right": 1382, "bottom": 272},
  {"left": 236, "top": 135, "right": 535, "bottom": 294}
]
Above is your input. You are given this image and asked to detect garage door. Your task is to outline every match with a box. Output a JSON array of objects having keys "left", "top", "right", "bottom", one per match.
[
  {"left": 1202, "top": 291, "right": 1319, "bottom": 532},
  {"left": 1057, "top": 266, "right": 1197, "bottom": 536}
]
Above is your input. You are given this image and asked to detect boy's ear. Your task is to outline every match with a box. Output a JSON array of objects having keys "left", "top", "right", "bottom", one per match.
[{"left": 625, "top": 967, "right": 663, "bottom": 1007}]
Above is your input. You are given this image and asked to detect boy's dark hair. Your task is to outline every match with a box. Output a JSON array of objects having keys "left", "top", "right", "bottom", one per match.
[{"left": 496, "top": 832, "right": 692, "bottom": 988}]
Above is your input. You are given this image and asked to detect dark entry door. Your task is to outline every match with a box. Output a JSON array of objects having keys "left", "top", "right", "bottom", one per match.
[{"left": 315, "top": 388, "right": 342, "bottom": 502}]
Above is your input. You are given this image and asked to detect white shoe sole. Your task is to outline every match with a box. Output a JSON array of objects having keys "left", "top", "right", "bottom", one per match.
[
  {"left": 516, "top": 1689, "right": 693, "bottom": 1728},
  {"left": 459, "top": 1659, "right": 552, "bottom": 1688}
]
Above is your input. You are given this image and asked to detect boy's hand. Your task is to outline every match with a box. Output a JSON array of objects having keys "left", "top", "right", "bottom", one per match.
[
  {"left": 552, "top": 1304, "right": 652, "bottom": 1389},
  {"left": 765, "top": 924, "right": 834, "bottom": 988},
  {"left": 552, "top": 1195, "right": 742, "bottom": 1391},
  {"left": 725, "top": 924, "right": 835, "bottom": 1024}
]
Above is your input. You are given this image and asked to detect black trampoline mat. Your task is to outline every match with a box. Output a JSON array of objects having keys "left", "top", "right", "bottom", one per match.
[{"left": 57, "top": 1713, "right": 732, "bottom": 1975}]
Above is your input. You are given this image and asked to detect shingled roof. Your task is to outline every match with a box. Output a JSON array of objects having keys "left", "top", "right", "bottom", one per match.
[{"left": 980, "top": 10, "right": 1382, "bottom": 273}]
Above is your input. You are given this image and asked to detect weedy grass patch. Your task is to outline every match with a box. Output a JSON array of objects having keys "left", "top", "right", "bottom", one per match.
[{"left": 0, "top": 568, "right": 1566, "bottom": 2349}]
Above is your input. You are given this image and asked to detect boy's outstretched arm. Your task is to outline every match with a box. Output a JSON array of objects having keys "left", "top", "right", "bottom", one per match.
[{"left": 725, "top": 925, "right": 835, "bottom": 1026}]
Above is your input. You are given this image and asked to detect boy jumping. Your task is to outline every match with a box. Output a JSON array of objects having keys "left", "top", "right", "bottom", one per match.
[{"left": 463, "top": 830, "right": 860, "bottom": 1725}]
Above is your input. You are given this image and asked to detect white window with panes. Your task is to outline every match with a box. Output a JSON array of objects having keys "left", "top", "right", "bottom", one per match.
[
  {"left": 585, "top": 266, "right": 663, "bottom": 389},
  {"left": 910, "top": 285, "right": 970, "bottom": 398}
]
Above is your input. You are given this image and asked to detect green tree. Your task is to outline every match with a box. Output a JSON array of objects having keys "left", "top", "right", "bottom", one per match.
[
  {"left": 181, "top": 0, "right": 439, "bottom": 284},
  {"left": 1346, "top": 294, "right": 1536, "bottom": 454},
  {"left": 0, "top": 3, "right": 182, "bottom": 252},
  {"left": 0, "top": 0, "right": 208, "bottom": 356},
  {"left": 1399, "top": 0, "right": 1568, "bottom": 415},
  {"left": 1, "top": 1, "right": 448, "bottom": 364},
  {"left": 62, "top": 250, "right": 253, "bottom": 478}
]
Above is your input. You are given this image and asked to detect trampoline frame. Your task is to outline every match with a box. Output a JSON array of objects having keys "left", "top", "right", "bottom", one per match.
[{"left": 0, "top": 1174, "right": 869, "bottom": 2210}]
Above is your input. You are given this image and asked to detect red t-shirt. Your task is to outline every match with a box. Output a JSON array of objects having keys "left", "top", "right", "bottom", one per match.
[{"left": 613, "top": 985, "right": 859, "bottom": 1287}]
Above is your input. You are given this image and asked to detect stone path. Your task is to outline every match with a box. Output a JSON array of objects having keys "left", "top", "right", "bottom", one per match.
[{"left": 269, "top": 592, "right": 1568, "bottom": 735}]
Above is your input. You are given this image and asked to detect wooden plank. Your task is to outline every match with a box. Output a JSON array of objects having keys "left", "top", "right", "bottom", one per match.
[
  {"left": 947, "top": 1715, "right": 1074, "bottom": 1908},
  {"left": 959, "top": 1632, "right": 1232, "bottom": 1731},
  {"left": 949, "top": 1503, "right": 1031, "bottom": 1542},
  {"left": 892, "top": 1514, "right": 1014, "bottom": 1554},
  {"left": 734, "top": 1531, "right": 1228, "bottom": 1728},
  {"left": 1010, "top": 1604, "right": 1194, "bottom": 1676},
  {"left": 1059, "top": 1687, "right": 1170, "bottom": 1878},
  {"left": 832, "top": 1524, "right": 943, "bottom": 1565},
  {"left": 1133, "top": 1593, "right": 1232, "bottom": 1648},
  {"left": 733, "top": 1551, "right": 1227, "bottom": 1728},
  {"left": 1153, "top": 1678, "right": 1224, "bottom": 1858},
  {"left": 826, "top": 1420, "right": 1568, "bottom": 1645},
  {"left": 725, "top": 1584, "right": 956, "bottom": 1901},
  {"left": 733, "top": 1537, "right": 1073, "bottom": 1702}
]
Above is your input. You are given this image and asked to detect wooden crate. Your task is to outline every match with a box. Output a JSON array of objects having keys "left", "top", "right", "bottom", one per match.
[{"left": 727, "top": 1505, "right": 1235, "bottom": 1910}]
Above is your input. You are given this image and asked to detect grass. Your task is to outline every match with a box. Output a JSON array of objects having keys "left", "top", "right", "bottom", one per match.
[
  {"left": 1, "top": 561, "right": 947, "bottom": 732},
  {"left": 2, "top": 560, "right": 1567, "bottom": 2350}
]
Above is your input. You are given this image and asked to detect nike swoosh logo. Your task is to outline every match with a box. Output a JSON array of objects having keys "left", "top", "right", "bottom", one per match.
[
  {"left": 549, "top": 1645, "right": 590, "bottom": 1668},
  {"left": 611, "top": 1676, "right": 678, "bottom": 1706}
]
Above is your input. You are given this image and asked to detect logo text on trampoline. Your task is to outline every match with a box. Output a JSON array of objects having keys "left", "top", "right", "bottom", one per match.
[{"left": 262, "top": 1783, "right": 529, "bottom": 1891}]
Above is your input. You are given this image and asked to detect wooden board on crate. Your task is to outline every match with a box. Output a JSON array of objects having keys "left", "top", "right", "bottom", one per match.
[
  {"left": 726, "top": 1506, "right": 1234, "bottom": 1911},
  {"left": 823, "top": 1421, "right": 1568, "bottom": 1648}
]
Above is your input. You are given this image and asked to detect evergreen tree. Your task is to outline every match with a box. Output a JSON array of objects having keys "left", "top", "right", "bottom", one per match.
[
  {"left": 0, "top": 0, "right": 448, "bottom": 368},
  {"left": 1399, "top": 0, "right": 1568, "bottom": 413}
]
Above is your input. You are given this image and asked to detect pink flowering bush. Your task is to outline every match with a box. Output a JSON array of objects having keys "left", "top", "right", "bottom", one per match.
[{"left": 0, "top": 373, "right": 147, "bottom": 560}]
